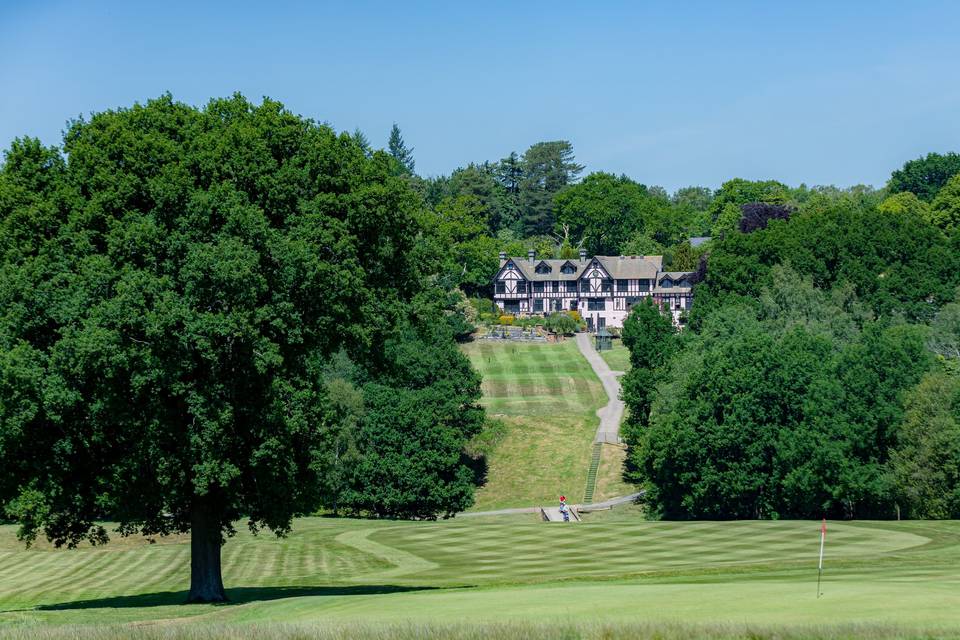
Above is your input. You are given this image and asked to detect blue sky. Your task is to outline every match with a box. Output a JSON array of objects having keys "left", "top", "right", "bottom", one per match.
[{"left": 2, "top": 1, "right": 959, "bottom": 191}]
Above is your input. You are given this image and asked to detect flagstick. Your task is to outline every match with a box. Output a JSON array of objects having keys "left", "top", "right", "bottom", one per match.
[{"left": 817, "top": 519, "right": 826, "bottom": 598}]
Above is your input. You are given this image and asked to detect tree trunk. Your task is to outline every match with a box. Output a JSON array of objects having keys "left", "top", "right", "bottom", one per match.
[{"left": 187, "top": 501, "right": 227, "bottom": 603}]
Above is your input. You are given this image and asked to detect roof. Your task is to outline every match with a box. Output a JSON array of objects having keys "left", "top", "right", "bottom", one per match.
[
  {"left": 654, "top": 271, "right": 695, "bottom": 294},
  {"left": 689, "top": 236, "right": 711, "bottom": 247},
  {"left": 499, "top": 255, "right": 662, "bottom": 281},
  {"left": 658, "top": 271, "right": 695, "bottom": 281},
  {"left": 499, "top": 258, "right": 587, "bottom": 281},
  {"left": 595, "top": 255, "right": 661, "bottom": 279}
]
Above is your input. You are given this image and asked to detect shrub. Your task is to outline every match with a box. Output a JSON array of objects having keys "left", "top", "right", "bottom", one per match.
[
  {"left": 566, "top": 310, "right": 583, "bottom": 323},
  {"left": 498, "top": 315, "right": 514, "bottom": 326},
  {"left": 543, "top": 312, "right": 578, "bottom": 335}
]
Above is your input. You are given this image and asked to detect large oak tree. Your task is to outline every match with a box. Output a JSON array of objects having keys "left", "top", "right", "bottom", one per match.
[{"left": 0, "top": 94, "right": 483, "bottom": 602}]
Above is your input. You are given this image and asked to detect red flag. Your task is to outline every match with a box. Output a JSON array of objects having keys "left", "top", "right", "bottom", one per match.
[{"left": 821, "top": 518, "right": 827, "bottom": 536}]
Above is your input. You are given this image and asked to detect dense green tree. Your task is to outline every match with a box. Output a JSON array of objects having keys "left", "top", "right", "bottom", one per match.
[
  {"left": 518, "top": 141, "right": 583, "bottom": 236},
  {"left": 621, "top": 233, "right": 665, "bottom": 257},
  {"left": 388, "top": 123, "right": 416, "bottom": 175},
  {"left": 420, "top": 195, "right": 499, "bottom": 295},
  {"left": 671, "top": 186, "right": 714, "bottom": 236},
  {"left": 930, "top": 299, "right": 960, "bottom": 373},
  {"left": 877, "top": 191, "right": 930, "bottom": 219},
  {"left": 553, "top": 173, "right": 652, "bottom": 254},
  {"left": 620, "top": 298, "right": 678, "bottom": 478},
  {"left": 672, "top": 186, "right": 714, "bottom": 212},
  {"left": 929, "top": 173, "right": 960, "bottom": 232},
  {"left": 668, "top": 241, "right": 699, "bottom": 271},
  {"left": 709, "top": 178, "right": 788, "bottom": 237},
  {"left": 445, "top": 163, "right": 518, "bottom": 234},
  {"left": 888, "top": 152, "right": 960, "bottom": 202},
  {"left": 889, "top": 370, "right": 960, "bottom": 519},
  {"left": 341, "top": 315, "right": 483, "bottom": 517},
  {"left": 0, "top": 95, "right": 483, "bottom": 602},
  {"left": 634, "top": 291, "right": 930, "bottom": 519},
  {"left": 694, "top": 201, "right": 960, "bottom": 325}
]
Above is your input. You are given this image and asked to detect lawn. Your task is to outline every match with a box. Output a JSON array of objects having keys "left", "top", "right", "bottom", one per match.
[
  {"left": 2, "top": 515, "right": 960, "bottom": 637},
  {"left": 598, "top": 339, "right": 630, "bottom": 372},
  {"left": 461, "top": 338, "right": 606, "bottom": 510}
]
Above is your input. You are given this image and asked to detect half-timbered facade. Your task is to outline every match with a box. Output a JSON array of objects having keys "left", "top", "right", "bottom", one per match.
[{"left": 492, "top": 249, "right": 694, "bottom": 329}]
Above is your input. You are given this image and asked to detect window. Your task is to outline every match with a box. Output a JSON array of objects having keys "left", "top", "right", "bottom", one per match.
[
  {"left": 533, "top": 299, "right": 544, "bottom": 313},
  {"left": 626, "top": 296, "right": 640, "bottom": 308},
  {"left": 504, "top": 300, "right": 520, "bottom": 313},
  {"left": 561, "top": 263, "right": 576, "bottom": 274},
  {"left": 566, "top": 281, "right": 578, "bottom": 293},
  {"left": 601, "top": 280, "right": 612, "bottom": 293},
  {"left": 533, "top": 281, "right": 544, "bottom": 293},
  {"left": 569, "top": 300, "right": 578, "bottom": 311},
  {"left": 496, "top": 282, "right": 506, "bottom": 294},
  {"left": 535, "top": 263, "right": 552, "bottom": 274},
  {"left": 543, "top": 281, "right": 552, "bottom": 293},
  {"left": 661, "top": 278, "right": 673, "bottom": 288},
  {"left": 638, "top": 279, "right": 650, "bottom": 291},
  {"left": 588, "top": 299, "right": 605, "bottom": 311},
  {"left": 616, "top": 279, "right": 628, "bottom": 292}
]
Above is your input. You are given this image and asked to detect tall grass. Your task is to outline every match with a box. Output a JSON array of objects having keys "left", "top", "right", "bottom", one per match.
[{"left": 0, "top": 621, "right": 955, "bottom": 640}]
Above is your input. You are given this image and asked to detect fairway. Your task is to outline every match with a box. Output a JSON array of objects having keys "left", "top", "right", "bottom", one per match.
[
  {"left": 3, "top": 514, "right": 959, "bottom": 634},
  {"left": 461, "top": 339, "right": 606, "bottom": 509}
]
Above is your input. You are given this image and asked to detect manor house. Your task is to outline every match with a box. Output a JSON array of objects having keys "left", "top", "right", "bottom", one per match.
[{"left": 493, "top": 249, "right": 694, "bottom": 330}]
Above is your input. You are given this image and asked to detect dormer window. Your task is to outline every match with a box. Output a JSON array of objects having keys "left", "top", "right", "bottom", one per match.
[
  {"left": 662, "top": 278, "right": 673, "bottom": 288},
  {"left": 535, "top": 262, "right": 552, "bottom": 274},
  {"left": 560, "top": 261, "right": 577, "bottom": 275}
]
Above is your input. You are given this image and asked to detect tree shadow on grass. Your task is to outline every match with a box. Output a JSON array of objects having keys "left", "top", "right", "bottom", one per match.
[{"left": 36, "top": 584, "right": 435, "bottom": 611}]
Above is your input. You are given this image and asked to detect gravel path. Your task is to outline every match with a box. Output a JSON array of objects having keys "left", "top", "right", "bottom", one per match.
[{"left": 575, "top": 332, "right": 626, "bottom": 444}]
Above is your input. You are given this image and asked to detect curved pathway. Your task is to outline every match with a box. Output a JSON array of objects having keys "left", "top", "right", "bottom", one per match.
[{"left": 575, "top": 332, "right": 625, "bottom": 444}]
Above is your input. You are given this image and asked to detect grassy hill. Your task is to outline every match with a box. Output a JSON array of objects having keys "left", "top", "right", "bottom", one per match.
[
  {"left": 2, "top": 513, "right": 959, "bottom": 637},
  {"left": 461, "top": 338, "right": 605, "bottom": 510}
]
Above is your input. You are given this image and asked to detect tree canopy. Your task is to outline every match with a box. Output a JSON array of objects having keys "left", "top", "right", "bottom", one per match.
[
  {"left": 888, "top": 152, "right": 960, "bottom": 202},
  {"left": 0, "top": 94, "right": 484, "bottom": 602}
]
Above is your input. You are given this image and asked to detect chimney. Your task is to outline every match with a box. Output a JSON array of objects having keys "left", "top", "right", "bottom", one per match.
[
  {"left": 579, "top": 248, "right": 587, "bottom": 263},
  {"left": 499, "top": 251, "right": 506, "bottom": 261},
  {"left": 528, "top": 249, "right": 535, "bottom": 264}
]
